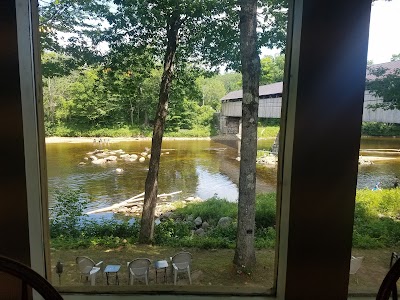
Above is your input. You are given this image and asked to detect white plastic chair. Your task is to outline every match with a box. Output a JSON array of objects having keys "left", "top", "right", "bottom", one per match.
[
  {"left": 349, "top": 256, "right": 364, "bottom": 284},
  {"left": 170, "top": 252, "right": 192, "bottom": 285},
  {"left": 76, "top": 256, "right": 103, "bottom": 286},
  {"left": 127, "top": 258, "right": 151, "bottom": 285}
]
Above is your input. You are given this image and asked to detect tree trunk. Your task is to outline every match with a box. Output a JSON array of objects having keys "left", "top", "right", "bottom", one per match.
[
  {"left": 129, "top": 98, "right": 134, "bottom": 128},
  {"left": 139, "top": 15, "right": 181, "bottom": 244},
  {"left": 234, "top": 0, "right": 260, "bottom": 270}
]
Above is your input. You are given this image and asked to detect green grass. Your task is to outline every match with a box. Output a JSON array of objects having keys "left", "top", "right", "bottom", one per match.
[
  {"left": 257, "top": 126, "right": 279, "bottom": 139},
  {"left": 52, "top": 125, "right": 153, "bottom": 137}
]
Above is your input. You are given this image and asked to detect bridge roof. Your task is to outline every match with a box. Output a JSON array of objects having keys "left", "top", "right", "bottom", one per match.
[
  {"left": 221, "top": 81, "right": 283, "bottom": 101},
  {"left": 221, "top": 61, "right": 400, "bottom": 102},
  {"left": 366, "top": 60, "right": 400, "bottom": 80}
]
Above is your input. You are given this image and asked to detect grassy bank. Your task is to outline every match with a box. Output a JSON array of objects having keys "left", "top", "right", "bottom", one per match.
[
  {"left": 50, "top": 245, "right": 392, "bottom": 294},
  {"left": 49, "top": 189, "right": 400, "bottom": 292},
  {"left": 50, "top": 189, "right": 400, "bottom": 250},
  {"left": 47, "top": 124, "right": 279, "bottom": 138}
]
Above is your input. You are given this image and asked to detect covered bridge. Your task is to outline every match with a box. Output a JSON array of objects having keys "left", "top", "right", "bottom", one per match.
[{"left": 220, "top": 61, "right": 400, "bottom": 134}]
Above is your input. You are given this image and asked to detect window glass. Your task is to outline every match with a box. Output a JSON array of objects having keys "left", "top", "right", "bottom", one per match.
[
  {"left": 350, "top": 0, "right": 400, "bottom": 294},
  {"left": 39, "top": 0, "right": 288, "bottom": 293}
]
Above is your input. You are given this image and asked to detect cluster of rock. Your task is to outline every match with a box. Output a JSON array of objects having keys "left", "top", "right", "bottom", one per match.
[
  {"left": 256, "top": 153, "right": 278, "bottom": 166},
  {"left": 79, "top": 148, "right": 170, "bottom": 165},
  {"left": 359, "top": 155, "right": 373, "bottom": 165},
  {"left": 159, "top": 211, "right": 233, "bottom": 237}
]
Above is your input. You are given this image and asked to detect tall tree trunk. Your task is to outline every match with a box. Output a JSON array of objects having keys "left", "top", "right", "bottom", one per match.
[
  {"left": 234, "top": 0, "right": 260, "bottom": 270},
  {"left": 139, "top": 15, "right": 181, "bottom": 244},
  {"left": 129, "top": 98, "right": 134, "bottom": 128},
  {"left": 48, "top": 77, "right": 54, "bottom": 123}
]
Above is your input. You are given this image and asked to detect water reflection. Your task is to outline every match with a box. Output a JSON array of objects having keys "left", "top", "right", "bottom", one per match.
[{"left": 46, "top": 137, "right": 400, "bottom": 211}]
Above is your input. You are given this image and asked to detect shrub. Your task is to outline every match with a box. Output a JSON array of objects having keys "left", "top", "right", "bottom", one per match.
[
  {"left": 361, "top": 122, "right": 400, "bottom": 136},
  {"left": 153, "top": 219, "right": 192, "bottom": 245},
  {"left": 352, "top": 189, "right": 400, "bottom": 248},
  {"left": 50, "top": 188, "right": 89, "bottom": 238},
  {"left": 174, "top": 197, "right": 237, "bottom": 226},
  {"left": 255, "top": 193, "right": 277, "bottom": 229},
  {"left": 255, "top": 227, "right": 276, "bottom": 248}
]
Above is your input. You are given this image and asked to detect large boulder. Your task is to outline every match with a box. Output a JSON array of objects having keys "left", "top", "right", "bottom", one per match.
[
  {"left": 92, "top": 158, "right": 106, "bottom": 165},
  {"left": 195, "top": 228, "right": 205, "bottom": 236},
  {"left": 105, "top": 155, "right": 118, "bottom": 161},
  {"left": 217, "top": 217, "right": 232, "bottom": 228},
  {"left": 201, "top": 221, "right": 210, "bottom": 230},
  {"left": 160, "top": 211, "right": 173, "bottom": 221},
  {"left": 194, "top": 216, "right": 202, "bottom": 226}
]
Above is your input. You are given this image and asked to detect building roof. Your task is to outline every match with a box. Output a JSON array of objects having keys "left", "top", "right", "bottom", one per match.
[
  {"left": 366, "top": 60, "right": 400, "bottom": 80},
  {"left": 221, "top": 81, "right": 283, "bottom": 101},
  {"left": 221, "top": 61, "right": 400, "bottom": 102}
]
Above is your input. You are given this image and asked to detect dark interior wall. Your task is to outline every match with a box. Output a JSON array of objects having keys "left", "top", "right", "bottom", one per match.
[
  {"left": 0, "top": 0, "right": 31, "bottom": 297},
  {"left": 0, "top": 0, "right": 31, "bottom": 264},
  {"left": 278, "top": 0, "right": 372, "bottom": 298}
]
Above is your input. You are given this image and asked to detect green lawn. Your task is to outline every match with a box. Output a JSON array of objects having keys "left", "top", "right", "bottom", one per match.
[{"left": 51, "top": 245, "right": 393, "bottom": 295}]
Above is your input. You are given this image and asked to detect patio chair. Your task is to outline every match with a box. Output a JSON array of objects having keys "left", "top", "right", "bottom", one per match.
[
  {"left": 350, "top": 256, "right": 364, "bottom": 284},
  {"left": 170, "top": 252, "right": 192, "bottom": 285},
  {"left": 76, "top": 256, "right": 103, "bottom": 286},
  {"left": 127, "top": 258, "right": 151, "bottom": 285}
]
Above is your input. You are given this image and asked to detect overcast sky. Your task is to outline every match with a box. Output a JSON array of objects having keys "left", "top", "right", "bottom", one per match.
[{"left": 368, "top": 0, "right": 400, "bottom": 63}]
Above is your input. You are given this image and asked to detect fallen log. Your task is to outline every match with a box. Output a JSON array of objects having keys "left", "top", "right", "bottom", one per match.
[{"left": 86, "top": 191, "right": 182, "bottom": 215}]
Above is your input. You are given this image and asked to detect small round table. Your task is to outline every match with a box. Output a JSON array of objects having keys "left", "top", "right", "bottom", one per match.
[{"left": 154, "top": 260, "right": 168, "bottom": 283}]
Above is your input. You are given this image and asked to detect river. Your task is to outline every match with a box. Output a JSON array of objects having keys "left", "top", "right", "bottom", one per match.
[{"left": 46, "top": 137, "right": 400, "bottom": 212}]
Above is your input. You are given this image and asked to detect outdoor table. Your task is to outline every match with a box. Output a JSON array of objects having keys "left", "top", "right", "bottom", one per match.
[
  {"left": 154, "top": 260, "right": 168, "bottom": 283},
  {"left": 104, "top": 264, "right": 121, "bottom": 285}
]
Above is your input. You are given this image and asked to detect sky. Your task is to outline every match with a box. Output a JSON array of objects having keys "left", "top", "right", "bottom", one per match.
[
  {"left": 263, "top": 0, "right": 400, "bottom": 64},
  {"left": 368, "top": 0, "right": 400, "bottom": 63}
]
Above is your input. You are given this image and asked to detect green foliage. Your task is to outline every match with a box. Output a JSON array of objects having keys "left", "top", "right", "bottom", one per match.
[
  {"left": 196, "top": 76, "right": 226, "bottom": 110},
  {"left": 217, "top": 72, "right": 242, "bottom": 92},
  {"left": 353, "top": 189, "right": 400, "bottom": 248},
  {"left": 391, "top": 53, "right": 400, "bottom": 62},
  {"left": 258, "top": 125, "right": 280, "bottom": 139},
  {"left": 153, "top": 219, "right": 192, "bottom": 245},
  {"left": 163, "top": 126, "right": 212, "bottom": 138},
  {"left": 260, "top": 55, "right": 285, "bottom": 85},
  {"left": 39, "top": 0, "right": 108, "bottom": 76},
  {"left": 255, "top": 193, "right": 277, "bottom": 229},
  {"left": 361, "top": 122, "right": 400, "bottom": 137},
  {"left": 50, "top": 193, "right": 279, "bottom": 250},
  {"left": 50, "top": 189, "right": 89, "bottom": 238},
  {"left": 174, "top": 197, "right": 237, "bottom": 226},
  {"left": 49, "top": 187, "right": 400, "bottom": 250},
  {"left": 366, "top": 67, "right": 400, "bottom": 111},
  {"left": 255, "top": 227, "right": 276, "bottom": 248}
]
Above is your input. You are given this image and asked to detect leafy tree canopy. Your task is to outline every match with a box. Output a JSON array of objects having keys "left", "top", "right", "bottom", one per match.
[
  {"left": 366, "top": 66, "right": 400, "bottom": 110},
  {"left": 391, "top": 53, "right": 400, "bottom": 62},
  {"left": 39, "top": 0, "right": 110, "bottom": 76},
  {"left": 260, "top": 54, "right": 285, "bottom": 85},
  {"left": 107, "top": 0, "right": 287, "bottom": 71}
]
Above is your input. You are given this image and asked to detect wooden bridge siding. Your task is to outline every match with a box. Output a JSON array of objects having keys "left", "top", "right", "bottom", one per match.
[
  {"left": 362, "top": 92, "right": 400, "bottom": 123},
  {"left": 221, "top": 98, "right": 283, "bottom": 118},
  {"left": 221, "top": 93, "right": 400, "bottom": 123}
]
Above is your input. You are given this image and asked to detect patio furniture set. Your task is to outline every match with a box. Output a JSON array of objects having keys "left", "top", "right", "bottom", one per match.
[{"left": 76, "top": 252, "right": 192, "bottom": 286}]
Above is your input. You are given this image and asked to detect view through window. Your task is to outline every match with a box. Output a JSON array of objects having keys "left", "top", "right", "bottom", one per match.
[
  {"left": 41, "top": 0, "right": 287, "bottom": 293},
  {"left": 349, "top": 0, "right": 400, "bottom": 295}
]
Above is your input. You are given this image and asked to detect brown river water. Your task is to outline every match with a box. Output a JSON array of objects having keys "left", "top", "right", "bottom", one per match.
[{"left": 46, "top": 137, "right": 400, "bottom": 216}]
